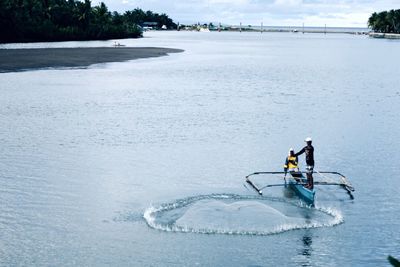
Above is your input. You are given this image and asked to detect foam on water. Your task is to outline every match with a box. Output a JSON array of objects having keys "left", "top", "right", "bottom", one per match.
[{"left": 143, "top": 194, "right": 343, "bottom": 236}]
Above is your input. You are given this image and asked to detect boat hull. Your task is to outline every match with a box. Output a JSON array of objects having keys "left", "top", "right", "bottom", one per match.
[{"left": 287, "top": 173, "right": 315, "bottom": 205}]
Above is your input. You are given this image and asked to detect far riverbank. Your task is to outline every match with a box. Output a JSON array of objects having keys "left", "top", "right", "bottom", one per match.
[
  {"left": 0, "top": 47, "right": 183, "bottom": 73},
  {"left": 369, "top": 32, "right": 400, "bottom": 39}
]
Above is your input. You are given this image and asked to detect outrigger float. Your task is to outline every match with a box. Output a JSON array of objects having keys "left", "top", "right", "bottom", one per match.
[{"left": 245, "top": 170, "right": 354, "bottom": 205}]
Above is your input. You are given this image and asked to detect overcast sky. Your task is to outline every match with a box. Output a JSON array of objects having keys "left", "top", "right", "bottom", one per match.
[{"left": 95, "top": 0, "right": 399, "bottom": 27}]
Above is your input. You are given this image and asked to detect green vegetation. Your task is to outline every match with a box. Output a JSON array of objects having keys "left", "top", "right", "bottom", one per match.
[
  {"left": 124, "top": 8, "right": 176, "bottom": 30},
  {"left": 0, "top": 0, "right": 176, "bottom": 43},
  {"left": 368, "top": 9, "right": 400, "bottom": 33}
]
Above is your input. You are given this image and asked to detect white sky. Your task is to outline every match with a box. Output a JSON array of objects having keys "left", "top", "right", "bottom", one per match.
[{"left": 95, "top": 0, "right": 400, "bottom": 27}]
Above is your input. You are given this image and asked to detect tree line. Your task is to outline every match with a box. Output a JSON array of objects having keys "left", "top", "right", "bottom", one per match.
[
  {"left": 0, "top": 0, "right": 176, "bottom": 43},
  {"left": 368, "top": 9, "right": 400, "bottom": 33}
]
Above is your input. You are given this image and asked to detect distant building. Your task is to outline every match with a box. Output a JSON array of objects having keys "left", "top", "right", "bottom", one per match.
[{"left": 142, "top": 22, "right": 158, "bottom": 30}]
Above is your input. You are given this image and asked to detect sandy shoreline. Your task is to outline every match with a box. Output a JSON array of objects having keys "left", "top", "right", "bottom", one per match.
[{"left": 0, "top": 47, "right": 183, "bottom": 73}]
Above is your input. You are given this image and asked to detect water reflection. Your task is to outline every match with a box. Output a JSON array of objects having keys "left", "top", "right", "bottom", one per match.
[
  {"left": 299, "top": 206, "right": 313, "bottom": 266},
  {"left": 283, "top": 186, "right": 295, "bottom": 199},
  {"left": 302, "top": 231, "right": 313, "bottom": 257}
]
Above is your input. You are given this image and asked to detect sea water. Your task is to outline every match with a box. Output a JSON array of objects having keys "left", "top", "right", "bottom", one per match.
[{"left": 0, "top": 31, "right": 399, "bottom": 266}]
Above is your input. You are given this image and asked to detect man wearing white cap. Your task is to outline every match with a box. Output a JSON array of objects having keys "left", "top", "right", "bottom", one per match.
[{"left": 295, "top": 137, "right": 314, "bottom": 189}]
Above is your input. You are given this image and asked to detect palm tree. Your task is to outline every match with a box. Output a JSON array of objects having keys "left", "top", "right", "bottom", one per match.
[{"left": 368, "top": 12, "right": 378, "bottom": 31}]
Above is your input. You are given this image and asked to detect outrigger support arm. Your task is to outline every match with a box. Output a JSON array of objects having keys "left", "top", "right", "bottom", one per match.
[
  {"left": 246, "top": 171, "right": 285, "bottom": 176},
  {"left": 245, "top": 170, "right": 355, "bottom": 200},
  {"left": 245, "top": 172, "right": 287, "bottom": 195},
  {"left": 245, "top": 178, "right": 263, "bottom": 195},
  {"left": 315, "top": 171, "right": 355, "bottom": 199},
  {"left": 259, "top": 183, "right": 299, "bottom": 190},
  {"left": 245, "top": 171, "right": 285, "bottom": 180}
]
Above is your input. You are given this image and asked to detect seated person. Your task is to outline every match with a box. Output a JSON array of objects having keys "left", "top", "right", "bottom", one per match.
[{"left": 284, "top": 148, "right": 299, "bottom": 178}]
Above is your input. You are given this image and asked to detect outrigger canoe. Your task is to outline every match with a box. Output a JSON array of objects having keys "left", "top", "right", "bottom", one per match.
[
  {"left": 245, "top": 170, "right": 354, "bottom": 206},
  {"left": 287, "top": 171, "right": 315, "bottom": 205}
]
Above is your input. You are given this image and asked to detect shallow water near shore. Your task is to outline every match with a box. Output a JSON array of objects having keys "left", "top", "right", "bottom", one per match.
[{"left": 0, "top": 31, "right": 400, "bottom": 266}]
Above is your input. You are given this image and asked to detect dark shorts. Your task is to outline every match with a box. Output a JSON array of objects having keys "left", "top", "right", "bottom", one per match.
[{"left": 306, "top": 165, "right": 314, "bottom": 174}]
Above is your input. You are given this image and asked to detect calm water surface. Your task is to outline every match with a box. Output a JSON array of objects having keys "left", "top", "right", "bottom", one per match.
[{"left": 0, "top": 31, "right": 399, "bottom": 266}]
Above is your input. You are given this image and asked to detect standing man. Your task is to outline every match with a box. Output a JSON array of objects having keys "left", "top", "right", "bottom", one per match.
[{"left": 295, "top": 137, "right": 314, "bottom": 189}]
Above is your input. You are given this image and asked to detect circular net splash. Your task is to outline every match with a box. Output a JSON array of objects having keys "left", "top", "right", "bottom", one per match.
[{"left": 144, "top": 194, "right": 343, "bottom": 236}]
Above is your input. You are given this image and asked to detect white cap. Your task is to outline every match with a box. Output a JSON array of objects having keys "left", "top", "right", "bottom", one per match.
[
  {"left": 305, "top": 137, "right": 312, "bottom": 142},
  {"left": 289, "top": 148, "right": 294, "bottom": 152}
]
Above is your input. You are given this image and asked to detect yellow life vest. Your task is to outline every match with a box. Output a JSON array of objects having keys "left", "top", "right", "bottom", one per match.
[{"left": 284, "top": 156, "right": 298, "bottom": 169}]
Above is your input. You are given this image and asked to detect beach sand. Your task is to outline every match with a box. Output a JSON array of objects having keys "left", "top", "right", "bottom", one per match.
[{"left": 0, "top": 47, "right": 183, "bottom": 73}]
